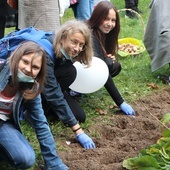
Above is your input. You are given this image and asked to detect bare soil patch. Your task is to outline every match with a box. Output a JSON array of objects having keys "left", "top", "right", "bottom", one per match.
[
  {"left": 1, "top": 88, "right": 169, "bottom": 170},
  {"left": 58, "top": 87, "right": 170, "bottom": 170}
]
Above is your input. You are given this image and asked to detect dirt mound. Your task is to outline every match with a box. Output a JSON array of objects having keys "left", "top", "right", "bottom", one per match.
[{"left": 58, "top": 88, "right": 170, "bottom": 170}]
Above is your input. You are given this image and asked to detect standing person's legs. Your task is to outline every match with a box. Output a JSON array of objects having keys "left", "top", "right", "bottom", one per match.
[
  {"left": 0, "top": 16, "right": 6, "bottom": 38},
  {"left": 134, "top": 0, "right": 138, "bottom": 6},
  {"left": 18, "top": 0, "right": 60, "bottom": 31},
  {"left": 75, "top": 0, "right": 94, "bottom": 20},
  {"left": 125, "top": 0, "right": 135, "bottom": 8},
  {"left": 71, "top": 3, "right": 78, "bottom": 18},
  {"left": 89, "top": 0, "right": 94, "bottom": 15},
  {"left": 125, "top": 0, "right": 137, "bottom": 18},
  {"left": 0, "top": 121, "right": 35, "bottom": 169},
  {"left": 125, "top": 0, "right": 139, "bottom": 11},
  {"left": 134, "top": 0, "right": 141, "bottom": 13},
  {"left": 15, "top": 13, "right": 18, "bottom": 30}
]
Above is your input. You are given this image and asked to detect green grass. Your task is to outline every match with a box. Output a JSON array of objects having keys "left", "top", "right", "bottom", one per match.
[{"left": 2, "top": 0, "right": 170, "bottom": 169}]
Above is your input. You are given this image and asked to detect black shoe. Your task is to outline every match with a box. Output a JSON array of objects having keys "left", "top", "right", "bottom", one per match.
[
  {"left": 125, "top": 11, "right": 137, "bottom": 19},
  {"left": 134, "top": 8, "right": 142, "bottom": 14},
  {"left": 157, "top": 75, "right": 170, "bottom": 85}
]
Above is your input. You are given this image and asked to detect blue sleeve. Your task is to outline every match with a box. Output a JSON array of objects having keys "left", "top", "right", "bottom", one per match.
[
  {"left": 42, "top": 55, "right": 78, "bottom": 127},
  {"left": 24, "top": 95, "right": 66, "bottom": 169}
]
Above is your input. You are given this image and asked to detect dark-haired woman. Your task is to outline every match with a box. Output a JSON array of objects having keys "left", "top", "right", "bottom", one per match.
[{"left": 87, "top": 1, "right": 135, "bottom": 115}]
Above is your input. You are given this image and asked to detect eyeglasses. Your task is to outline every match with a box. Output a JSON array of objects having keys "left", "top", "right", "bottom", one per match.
[{"left": 69, "top": 38, "right": 86, "bottom": 51}]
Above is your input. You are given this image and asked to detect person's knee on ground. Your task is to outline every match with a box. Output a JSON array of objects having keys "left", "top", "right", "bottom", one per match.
[
  {"left": 110, "top": 61, "right": 122, "bottom": 77},
  {"left": 105, "top": 57, "right": 121, "bottom": 77},
  {"left": 0, "top": 146, "right": 35, "bottom": 169}
]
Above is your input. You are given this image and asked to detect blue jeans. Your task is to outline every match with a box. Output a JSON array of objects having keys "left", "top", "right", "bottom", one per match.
[
  {"left": 72, "top": 0, "right": 94, "bottom": 20},
  {"left": 0, "top": 121, "right": 35, "bottom": 169}
]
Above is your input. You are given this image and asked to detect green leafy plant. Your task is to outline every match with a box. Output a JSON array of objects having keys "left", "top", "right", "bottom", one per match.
[{"left": 123, "top": 113, "right": 170, "bottom": 170}]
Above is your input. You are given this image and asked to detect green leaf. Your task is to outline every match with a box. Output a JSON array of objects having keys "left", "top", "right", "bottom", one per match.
[
  {"left": 135, "top": 156, "right": 160, "bottom": 168},
  {"left": 122, "top": 156, "right": 160, "bottom": 169},
  {"left": 160, "top": 141, "right": 170, "bottom": 160},
  {"left": 138, "top": 168, "right": 161, "bottom": 170},
  {"left": 157, "top": 137, "right": 170, "bottom": 147},
  {"left": 122, "top": 157, "right": 138, "bottom": 169},
  {"left": 161, "top": 113, "right": 170, "bottom": 125},
  {"left": 162, "top": 129, "right": 170, "bottom": 137}
]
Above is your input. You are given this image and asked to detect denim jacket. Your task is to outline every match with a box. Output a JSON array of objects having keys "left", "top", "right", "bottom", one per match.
[
  {"left": 42, "top": 55, "right": 78, "bottom": 127},
  {"left": 0, "top": 61, "right": 68, "bottom": 170}
]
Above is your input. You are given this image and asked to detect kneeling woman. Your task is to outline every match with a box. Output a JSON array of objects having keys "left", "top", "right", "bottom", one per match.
[
  {"left": 87, "top": 1, "right": 135, "bottom": 115},
  {"left": 52, "top": 20, "right": 93, "bottom": 123},
  {"left": 0, "top": 41, "right": 68, "bottom": 170}
]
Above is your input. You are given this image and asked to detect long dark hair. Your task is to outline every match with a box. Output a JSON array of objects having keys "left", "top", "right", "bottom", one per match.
[{"left": 87, "top": 1, "right": 120, "bottom": 56}]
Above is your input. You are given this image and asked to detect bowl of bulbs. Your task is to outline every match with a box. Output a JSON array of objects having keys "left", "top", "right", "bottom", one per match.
[{"left": 118, "top": 37, "right": 146, "bottom": 57}]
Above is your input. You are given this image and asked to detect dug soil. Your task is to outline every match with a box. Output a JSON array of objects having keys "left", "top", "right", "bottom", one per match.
[{"left": 58, "top": 87, "right": 170, "bottom": 170}]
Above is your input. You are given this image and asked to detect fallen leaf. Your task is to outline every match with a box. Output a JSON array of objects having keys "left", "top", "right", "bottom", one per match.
[
  {"left": 146, "top": 83, "right": 159, "bottom": 90},
  {"left": 96, "top": 109, "right": 108, "bottom": 115},
  {"left": 109, "top": 105, "right": 118, "bottom": 109}
]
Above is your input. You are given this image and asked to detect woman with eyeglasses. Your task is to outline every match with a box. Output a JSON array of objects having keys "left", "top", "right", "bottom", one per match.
[
  {"left": 53, "top": 19, "right": 92, "bottom": 94},
  {"left": 54, "top": 20, "right": 92, "bottom": 124},
  {"left": 87, "top": 1, "right": 135, "bottom": 115},
  {"left": 45, "top": 20, "right": 92, "bottom": 124},
  {"left": 41, "top": 19, "right": 95, "bottom": 150}
]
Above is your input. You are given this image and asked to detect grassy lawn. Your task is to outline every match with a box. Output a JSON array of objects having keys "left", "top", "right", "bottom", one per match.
[{"left": 2, "top": 0, "right": 170, "bottom": 169}]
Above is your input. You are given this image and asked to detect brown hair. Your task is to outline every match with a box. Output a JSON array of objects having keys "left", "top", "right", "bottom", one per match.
[
  {"left": 9, "top": 41, "right": 46, "bottom": 100},
  {"left": 53, "top": 20, "right": 93, "bottom": 66},
  {"left": 87, "top": 1, "right": 120, "bottom": 56}
]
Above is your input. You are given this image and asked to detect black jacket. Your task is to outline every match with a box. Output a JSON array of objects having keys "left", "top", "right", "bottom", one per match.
[
  {"left": 0, "top": 0, "right": 17, "bottom": 16},
  {"left": 92, "top": 34, "right": 124, "bottom": 106}
]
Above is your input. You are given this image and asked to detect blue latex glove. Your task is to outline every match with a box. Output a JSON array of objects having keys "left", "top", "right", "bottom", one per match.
[
  {"left": 120, "top": 102, "right": 135, "bottom": 115},
  {"left": 76, "top": 132, "right": 95, "bottom": 149}
]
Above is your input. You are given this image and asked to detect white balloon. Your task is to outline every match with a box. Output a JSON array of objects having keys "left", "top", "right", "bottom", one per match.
[{"left": 69, "top": 57, "right": 109, "bottom": 93}]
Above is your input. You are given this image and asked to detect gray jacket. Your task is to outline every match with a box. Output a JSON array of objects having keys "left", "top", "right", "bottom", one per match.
[{"left": 143, "top": 0, "right": 170, "bottom": 72}]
